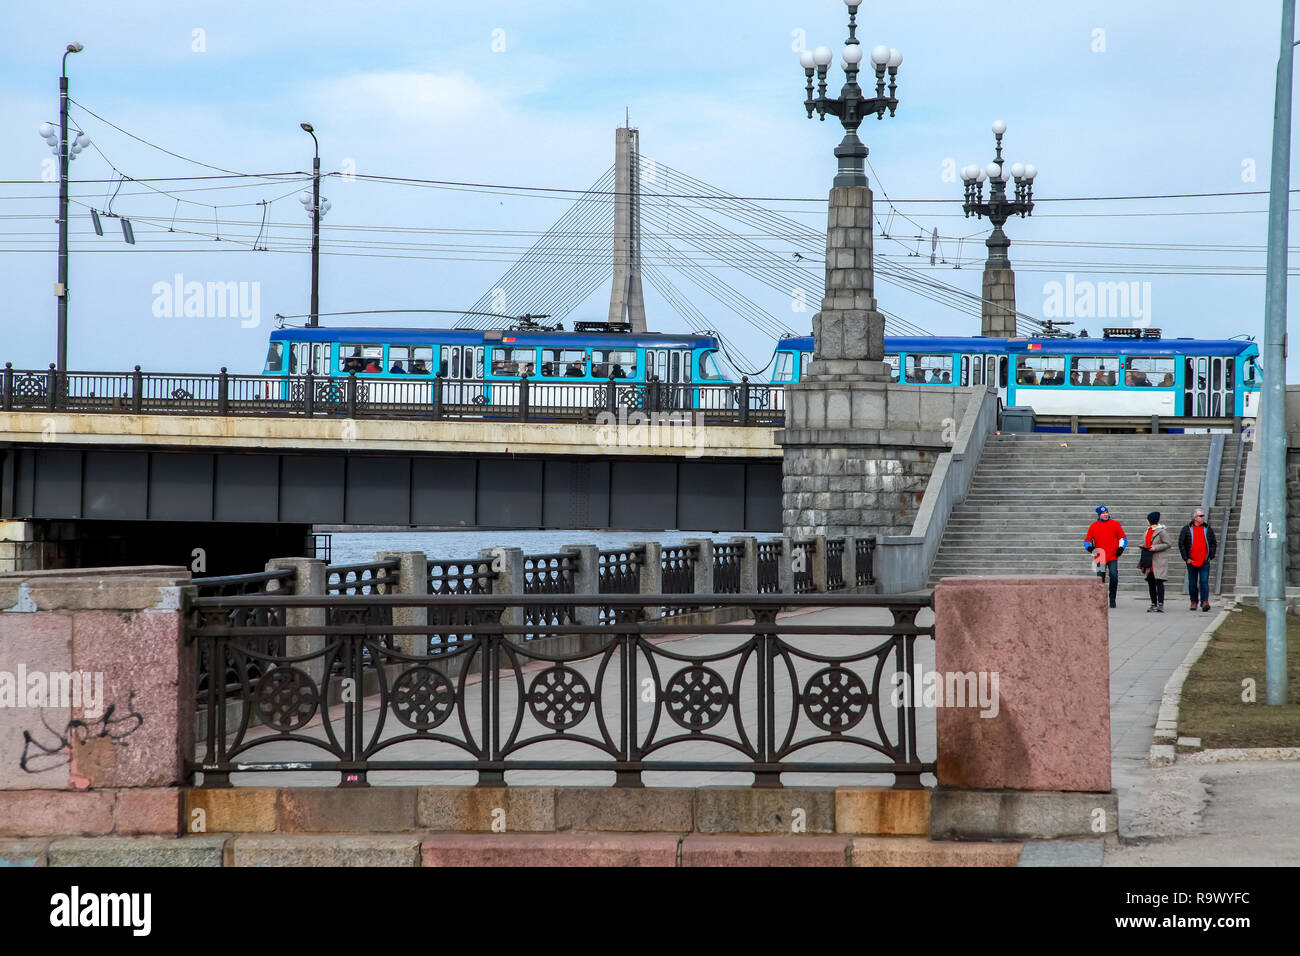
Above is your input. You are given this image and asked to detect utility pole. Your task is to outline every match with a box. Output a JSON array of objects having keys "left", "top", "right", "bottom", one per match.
[
  {"left": 57, "top": 42, "right": 84, "bottom": 378},
  {"left": 1261, "top": 0, "right": 1294, "bottom": 706}
]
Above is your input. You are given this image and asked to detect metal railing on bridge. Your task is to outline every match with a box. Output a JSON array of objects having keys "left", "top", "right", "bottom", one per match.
[
  {"left": 3, "top": 364, "right": 784, "bottom": 426},
  {"left": 188, "top": 592, "right": 932, "bottom": 789}
]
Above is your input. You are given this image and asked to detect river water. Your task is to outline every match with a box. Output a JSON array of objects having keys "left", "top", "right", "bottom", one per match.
[{"left": 323, "top": 529, "right": 750, "bottom": 565}]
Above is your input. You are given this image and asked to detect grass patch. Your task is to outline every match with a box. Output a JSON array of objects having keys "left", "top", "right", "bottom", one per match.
[{"left": 1176, "top": 606, "right": 1300, "bottom": 749}]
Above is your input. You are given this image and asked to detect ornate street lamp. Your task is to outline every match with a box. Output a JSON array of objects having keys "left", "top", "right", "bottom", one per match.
[
  {"left": 799, "top": 0, "right": 901, "bottom": 187},
  {"left": 960, "top": 120, "right": 1037, "bottom": 266}
]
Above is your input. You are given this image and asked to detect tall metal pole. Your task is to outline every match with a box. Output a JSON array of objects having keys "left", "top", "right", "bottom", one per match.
[
  {"left": 1261, "top": 0, "right": 1294, "bottom": 706},
  {"left": 57, "top": 68, "right": 71, "bottom": 376},
  {"left": 310, "top": 152, "right": 320, "bottom": 328}
]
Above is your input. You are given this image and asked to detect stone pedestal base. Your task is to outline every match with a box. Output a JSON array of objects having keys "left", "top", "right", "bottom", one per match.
[
  {"left": 981, "top": 264, "right": 1018, "bottom": 338},
  {"left": 776, "top": 384, "right": 977, "bottom": 540}
]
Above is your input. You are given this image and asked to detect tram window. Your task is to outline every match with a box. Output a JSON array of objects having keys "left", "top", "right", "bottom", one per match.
[
  {"left": 451, "top": 350, "right": 461, "bottom": 378},
  {"left": 903, "top": 353, "right": 951, "bottom": 384},
  {"left": 264, "top": 342, "right": 284, "bottom": 373},
  {"left": 592, "top": 349, "right": 637, "bottom": 379},
  {"left": 475, "top": 348, "right": 485, "bottom": 378},
  {"left": 339, "top": 344, "right": 382, "bottom": 374},
  {"left": 1126, "top": 356, "right": 1174, "bottom": 388},
  {"left": 680, "top": 350, "right": 692, "bottom": 382},
  {"left": 699, "top": 351, "right": 726, "bottom": 381},
  {"left": 1071, "top": 355, "right": 1119, "bottom": 387},
  {"left": 885, "top": 354, "right": 900, "bottom": 383},
  {"left": 389, "top": 345, "right": 432, "bottom": 375},
  {"left": 773, "top": 353, "right": 794, "bottom": 382},
  {"left": 1017, "top": 355, "right": 1065, "bottom": 386},
  {"left": 969, "top": 355, "right": 983, "bottom": 386},
  {"left": 492, "top": 347, "right": 537, "bottom": 376},
  {"left": 1243, "top": 356, "right": 1259, "bottom": 384},
  {"left": 960, "top": 355, "right": 970, "bottom": 387},
  {"left": 543, "top": 348, "right": 588, "bottom": 377},
  {"left": 999, "top": 357, "right": 1008, "bottom": 389}
]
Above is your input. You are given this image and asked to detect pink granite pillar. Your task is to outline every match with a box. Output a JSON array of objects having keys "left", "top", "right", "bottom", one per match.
[
  {"left": 0, "top": 567, "right": 193, "bottom": 836},
  {"left": 932, "top": 575, "right": 1110, "bottom": 792}
]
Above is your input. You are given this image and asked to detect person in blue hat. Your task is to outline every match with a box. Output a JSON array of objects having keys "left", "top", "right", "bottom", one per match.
[{"left": 1084, "top": 505, "right": 1127, "bottom": 609}]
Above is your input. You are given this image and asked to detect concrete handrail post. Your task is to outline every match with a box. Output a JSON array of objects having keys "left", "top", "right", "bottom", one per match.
[
  {"left": 631, "top": 541, "right": 663, "bottom": 620},
  {"left": 479, "top": 546, "right": 523, "bottom": 633},
  {"left": 843, "top": 536, "right": 859, "bottom": 592},
  {"left": 376, "top": 551, "right": 428, "bottom": 656},
  {"left": 265, "top": 557, "right": 327, "bottom": 685},
  {"left": 683, "top": 538, "right": 714, "bottom": 597},
  {"left": 563, "top": 544, "right": 600, "bottom": 628},
  {"left": 1236, "top": 437, "right": 1263, "bottom": 591},
  {"left": 729, "top": 535, "right": 758, "bottom": 593},
  {"left": 811, "top": 534, "right": 828, "bottom": 592},
  {"left": 778, "top": 537, "right": 795, "bottom": 594}
]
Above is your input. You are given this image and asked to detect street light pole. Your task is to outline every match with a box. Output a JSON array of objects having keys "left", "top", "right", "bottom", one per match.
[
  {"left": 56, "top": 42, "right": 84, "bottom": 377},
  {"left": 301, "top": 123, "right": 320, "bottom": 328},
  {"left": 799, "top": 0, "right": 901, "bottom": 187},
  {"left": 960, "top": 121, "right": 1037, "bottom": 337},
  {"left": 1260, "top": 0, "right": 1294, "bottom": 706}
]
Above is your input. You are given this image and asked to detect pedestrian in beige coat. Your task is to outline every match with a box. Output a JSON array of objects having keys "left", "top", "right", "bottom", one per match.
[{"left": 1141, "top": 511, "right": 1172, "bottom": 612}]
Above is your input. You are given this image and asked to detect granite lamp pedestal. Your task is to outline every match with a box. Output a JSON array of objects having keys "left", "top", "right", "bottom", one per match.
[{"left": 777, "top": 184, "right": 966, "bottom": 540}]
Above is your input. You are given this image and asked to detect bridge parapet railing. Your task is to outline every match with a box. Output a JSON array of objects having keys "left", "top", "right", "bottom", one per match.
[
  {"left": 711, "top": 542, "right": 745, "bottom": 594},
  {"left": 425, "top": 557, "right": 496, "bottom": 656},
  {"left": 855, "top": 538, "right": 877, "bottom": 588},
  {"left": 192, "top": 567, "right": 298, "bottom": 703},
  {"left": 825, "top": 539, "right": 846, "bottom": 591},
  {"left": 325, "top": 559, "right": 400, "bottom": 668},
  {"left": 660, "top": 543, "right": 700, "bottom": 617},
  {"left": 187, "top": 591, "right": 934, "bottom": 789},
  {"left": 521, "top": 552, "right": 578, "bottom": 634},
  {"left": 3, "top": 364, "right": 787, "bottom": 425},
  {"left": 792, "top": 538, "right": 818, "bottom": 594},
  {"left": 757, "top": 539, "right": 783, "bottom": 593}
]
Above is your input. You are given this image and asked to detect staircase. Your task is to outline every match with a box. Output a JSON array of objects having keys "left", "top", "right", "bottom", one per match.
[{"left": 928, "top": 434, "right": 1212, "bottom": 590}]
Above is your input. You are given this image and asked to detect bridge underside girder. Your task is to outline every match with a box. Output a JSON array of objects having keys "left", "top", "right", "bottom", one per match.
[{"left": 1, "top": 445, "right": 781, "bottom": 533}]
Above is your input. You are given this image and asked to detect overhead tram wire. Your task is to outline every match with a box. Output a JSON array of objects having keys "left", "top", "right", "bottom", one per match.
[
  {"left": 456, "top": 167, "right": 617, "bottom": 328},
  {"left": 651, "top": 160, "right": 1050, "bottom": 335},
  {"left": 640, "top": 263, "right": 761, "bottom": 372},
  {"left": 640, "top": 171, "right": 936, "bottom": 337}
]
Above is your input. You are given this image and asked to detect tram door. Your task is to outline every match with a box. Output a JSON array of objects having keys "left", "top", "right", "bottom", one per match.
[
  {"left": 442, "top": 345, "right": 485, "bottom": 405},
  {"left": 984, "top": 355, "right": 1008, "bottom": 404},
  {"left": 290, "top": 342, "right": 330, "bottom": 376},
  {"left": 1183, "top": 355, "right": 1234, "bottom": 417}
]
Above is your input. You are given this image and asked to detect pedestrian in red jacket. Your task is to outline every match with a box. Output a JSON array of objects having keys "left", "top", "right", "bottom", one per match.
[{"left": 1084, "top": 505, "right": 1128, "bottom": 609}]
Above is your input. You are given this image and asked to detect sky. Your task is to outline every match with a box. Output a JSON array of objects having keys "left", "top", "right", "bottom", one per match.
[{"left": 1, "top": 0, "right": 1297, "bottom": 379}]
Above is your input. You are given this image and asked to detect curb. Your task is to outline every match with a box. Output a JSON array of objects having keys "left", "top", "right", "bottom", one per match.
[
  {"left": 1147, "top": 607, "right": 1229, "bottom": 768},
  {"left": 1179, "top": 747, "right": 1300, "bottom": 764}
]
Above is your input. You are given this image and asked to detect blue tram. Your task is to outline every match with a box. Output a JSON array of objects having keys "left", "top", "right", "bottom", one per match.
[
  {"left": 773, "top": 332, "right": 1260, "bottom": 420},
  {"left": 261, "top": 325, "right": 734, "bottom": 409},
  {"left": 262, "top": 324, "right": 1260, "bottom": 421}
]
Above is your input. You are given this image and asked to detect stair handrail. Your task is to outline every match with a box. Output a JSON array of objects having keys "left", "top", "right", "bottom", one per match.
[
  {"left": 1214, "top": 435, "right": 1246, "bottom": 596},
  {"left": 876, "top": 384, "right": 999, "bottom": 593}
]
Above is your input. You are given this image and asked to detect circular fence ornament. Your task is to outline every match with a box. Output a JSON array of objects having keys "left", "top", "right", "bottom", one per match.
[
  {"left": 527, "top": 665, "right": 591, "bottom": 730},
  {"left": 390, "top": 666, "right": 455, "bottom": 730},
  {"left": 802, "top": 666, "right": 868, "bottom": 732},
  {"left": 663, "top": 665, "right": 729, "bottom": 730},
  {"left": 254, "top": 666, "right": 320, "bottom": 731}
]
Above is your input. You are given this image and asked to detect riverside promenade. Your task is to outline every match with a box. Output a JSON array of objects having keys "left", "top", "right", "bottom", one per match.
[{"left": 214, "top": 583, "right": 1270, "bottom": 865}]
